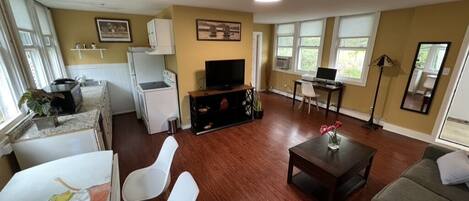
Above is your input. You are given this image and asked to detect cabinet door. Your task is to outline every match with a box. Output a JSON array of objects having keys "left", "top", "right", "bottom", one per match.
[{"left": 147, "top": 20, "right": 157, "bottom": 47}]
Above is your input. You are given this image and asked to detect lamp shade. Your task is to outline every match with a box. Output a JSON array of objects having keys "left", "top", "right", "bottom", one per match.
[{"left": 372, "top": 54, "right": 394, "bottom": 68}]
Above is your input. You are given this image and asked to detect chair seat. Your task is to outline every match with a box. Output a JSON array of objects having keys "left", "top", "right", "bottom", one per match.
[{"left": 122, "top": 168, "right": 168, "bottom": 201}]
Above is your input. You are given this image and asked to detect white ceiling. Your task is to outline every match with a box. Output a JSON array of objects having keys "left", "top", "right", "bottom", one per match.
[{"left": 38, "top": 0, "right": 459, "bottom": 23}]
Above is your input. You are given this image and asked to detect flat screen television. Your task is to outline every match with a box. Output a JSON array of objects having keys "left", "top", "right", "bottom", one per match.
[
  {"left": 205, "top": 59, "right": 245, "bottom": 89},
  {"left": 316, "top": 67, "right": 337, "bottom": 81}
]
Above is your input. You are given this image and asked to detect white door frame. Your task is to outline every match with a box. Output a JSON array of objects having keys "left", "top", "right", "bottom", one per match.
[
  {"left": 432, "top": 25, "right": 469, "bottom": 150},
  {"left": 252, "top": 32, "right": 263, "bottom": 91}
]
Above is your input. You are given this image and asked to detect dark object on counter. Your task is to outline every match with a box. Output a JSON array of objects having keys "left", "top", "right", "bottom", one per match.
[
  {"left": 44, "top": 79, "right": 83, "bottom": 114},
  {"left": 253, "top": 110, "right": 264, "bottom": 119},
  {"left": 33, "top": 115, "right": 59, "bottom": 130}
]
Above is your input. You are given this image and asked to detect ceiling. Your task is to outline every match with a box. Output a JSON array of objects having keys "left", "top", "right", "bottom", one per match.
[{"left": 38, "top": 0, "right": 459, "bottom": 23}]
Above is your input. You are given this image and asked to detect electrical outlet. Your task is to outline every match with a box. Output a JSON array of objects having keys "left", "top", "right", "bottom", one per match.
[{"left": 442, "top": 67, "right": 451, "bottom": 76}]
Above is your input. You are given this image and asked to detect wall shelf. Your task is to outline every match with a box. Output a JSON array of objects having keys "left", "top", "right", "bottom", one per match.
[{"left": 70, "top": 48, "right": 107, "bottom": 59}]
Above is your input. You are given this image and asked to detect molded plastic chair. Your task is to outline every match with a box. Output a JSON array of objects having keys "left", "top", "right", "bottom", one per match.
[
  {"left": 167, "top": 171, "right": 199, "bottom": 201},
  {"left": 299, "top": 82, "right": 320, "bottom": 114},
  {"left": 122, "top": 136, "right": 179, "bottom": 201}
]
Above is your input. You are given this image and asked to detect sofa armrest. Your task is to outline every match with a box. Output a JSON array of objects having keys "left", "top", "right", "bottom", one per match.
[{"left": 422, "top": 144, "right": 453, "bottom": 161}]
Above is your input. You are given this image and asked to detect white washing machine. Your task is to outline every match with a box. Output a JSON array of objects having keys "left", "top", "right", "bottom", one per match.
[{"left": 137, "top": 70, "right": 179, "bottom": 134}]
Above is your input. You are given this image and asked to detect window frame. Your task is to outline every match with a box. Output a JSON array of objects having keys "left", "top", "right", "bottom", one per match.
[
  {"left": 329, "top": 12, "right": 380, "bottom": 86},
  {"left": 273, "top": 19, "right": 326, "bottom": 75}
]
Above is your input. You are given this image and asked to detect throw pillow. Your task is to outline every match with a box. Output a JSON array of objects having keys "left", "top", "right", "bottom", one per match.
[{"left": 436, "top": 150, "right": 469, "bottom": 185}]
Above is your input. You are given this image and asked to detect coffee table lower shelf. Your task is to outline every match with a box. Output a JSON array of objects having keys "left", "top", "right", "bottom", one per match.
[{"left": 291, "top": 172, "right": 366, "bottom": 201}]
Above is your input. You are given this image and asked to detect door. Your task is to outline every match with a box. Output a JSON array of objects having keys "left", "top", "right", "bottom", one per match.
[{"left": 252, "top": 32, "right": 263, "bottom": 90}]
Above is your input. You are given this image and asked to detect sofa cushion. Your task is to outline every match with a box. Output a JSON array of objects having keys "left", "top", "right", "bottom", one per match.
[
  {"left": 436, "top": 150, "right": 469, "bottom": 185},
  {"left": 372, "top": 177, "right": 448, "bottom": 201},
  {"left": 402, "top": 159, "right": 469, "bottom": 201}
]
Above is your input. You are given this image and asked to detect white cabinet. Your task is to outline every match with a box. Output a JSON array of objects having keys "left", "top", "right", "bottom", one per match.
[{"left": 147, "top": 19, "right": 175, "bottom": 55}]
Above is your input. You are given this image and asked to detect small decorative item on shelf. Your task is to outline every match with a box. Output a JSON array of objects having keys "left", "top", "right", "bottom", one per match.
[
  {"left": 82, "top": 43, "right": 87, "bottom": 49},
  {"left": 91, "top": 42, "right": 97, "bottom": 49},
  {"left": 18, "top": 89, "right": 64, "bottom": 130},
  {"left": 320, "top": 121, "right": 343, "bottom": 151},
  {"left": 253, "top": 91, "right": 263, "bottom": 119},
  {"left": 198, "top": 106, "right": 210, "bottom": 113},
  {"left": 74, "top": 42, "right": 81, "bottom": 49}
]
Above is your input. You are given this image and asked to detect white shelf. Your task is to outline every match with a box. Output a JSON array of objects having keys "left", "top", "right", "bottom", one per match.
[{"left": 70, "top": 48, "right": 107, "bottom": 59}]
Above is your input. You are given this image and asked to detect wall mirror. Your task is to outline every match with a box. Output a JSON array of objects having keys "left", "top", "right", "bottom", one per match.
[{"left": 401, "top": 42, "right": 451, "bottom": 114}]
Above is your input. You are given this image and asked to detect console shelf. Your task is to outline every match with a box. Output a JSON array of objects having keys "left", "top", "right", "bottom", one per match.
[{"left": 189, "top": 85, "right": 254, "bottom": 135}]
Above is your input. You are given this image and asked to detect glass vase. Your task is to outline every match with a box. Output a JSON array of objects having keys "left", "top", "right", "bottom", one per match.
[{"left": 328, "top": 132, "right": 341, "bottom": 151}]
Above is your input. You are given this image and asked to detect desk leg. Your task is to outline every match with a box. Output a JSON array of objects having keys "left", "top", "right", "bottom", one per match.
[
  {"left": 292, "top": 82, "right": 298, "bottom": 108},
  {"left": 337, "top": 88, "right": 344, "bottom": 113},
  {"left": 327, "top": 181, "right": 337, "bottom": 201},
  {"left": 287, "top": 157, "right": 293, "bottom": 184},
  {"left": 326, "top": 91, "right": 332, "bottom": 116},
  {"left": 364, "top": 156, "right": 374, "bottom": 184}
]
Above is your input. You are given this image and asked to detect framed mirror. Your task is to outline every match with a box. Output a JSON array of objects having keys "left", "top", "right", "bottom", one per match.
[{"left": 401, "top": 42, "right": 451, "bottom": 114}]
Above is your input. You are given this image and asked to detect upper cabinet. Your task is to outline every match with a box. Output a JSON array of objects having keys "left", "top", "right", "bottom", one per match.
[{"left": 147, "top": 19, "right": 175, "bottom": 55}]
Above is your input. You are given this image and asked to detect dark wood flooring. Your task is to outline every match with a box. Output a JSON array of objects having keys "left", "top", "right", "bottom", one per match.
[{"left": 113, "top": 92, "right": 428, "bottom": 201}]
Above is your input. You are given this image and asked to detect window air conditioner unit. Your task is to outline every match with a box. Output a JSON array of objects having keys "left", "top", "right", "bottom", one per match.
[{"left": 276, "top": 57, "right": 291, "bottom": 70}]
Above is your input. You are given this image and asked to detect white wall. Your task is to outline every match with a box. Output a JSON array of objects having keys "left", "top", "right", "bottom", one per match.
[
  {"left": 67, "top": 63, "right": 135, "bottom": 115},
  {"left": 448, "top": 58, "right": 469, "bottom": 121}
]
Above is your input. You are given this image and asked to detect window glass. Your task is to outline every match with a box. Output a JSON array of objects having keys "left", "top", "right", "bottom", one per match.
[
  {"left": 277, "top": 24, "right": 294, "bottom": 35},
  {"left": 339, "top": 38, "right": 369, "bottom": 48},
  {"left": 19, "top": 30, "right": 34, "bottom": 46},
  {"left": 277, "top": 36, "right": 293, "bottom": 46},
  {"left": 25, "top": 49, "right": 48, "bottom": 88},
  {"left": 34, "top": 4, "right": 52, "bottom": 35},
  {"left": 300, "top": 20, "right": 323, "bottom": 36},
  {"left": 277, "top": 48, "right": 293, "bottom": 57},
  {"left": 300, "top": 37, "right": 321, "bottom": 47},
  {"left": 338, "top": 14, "right": 375, "bottom": 38},
  {"left": 8, "top": 0, "right": 33, "bottom": 30},
  {"left": 298, "top": 48, "right": 319, "bottom": 72},
  {"left": 336, "top": 49, "right": 367, "bottom": 79}
]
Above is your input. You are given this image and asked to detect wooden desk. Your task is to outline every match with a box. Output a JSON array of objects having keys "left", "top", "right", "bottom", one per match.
[
  {"left": 292, "top": 80, "right": 344, "bottom": 116},
  {"left": 288, "top": 135, "right": 376, "bottom": 201}
]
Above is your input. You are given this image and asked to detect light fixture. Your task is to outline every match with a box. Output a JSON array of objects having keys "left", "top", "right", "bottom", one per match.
[{"left": 255, "top": 0, "right": 282, "bottom": 3}]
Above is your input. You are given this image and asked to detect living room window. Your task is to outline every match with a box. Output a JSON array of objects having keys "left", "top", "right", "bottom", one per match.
[
  {"left": 330, "top": 13, "right": 379, "bottom": 86},
  {"left": 297, "top": 20, "right": 324, "bottom": 72},
  {"left": 274, "top": 19, "right": 325, "bottom": 73}
]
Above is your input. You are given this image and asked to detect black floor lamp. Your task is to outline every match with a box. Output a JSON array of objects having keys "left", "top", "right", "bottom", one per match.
[{"left": 363, "top": 54, "right": 394, "bottom": 129}]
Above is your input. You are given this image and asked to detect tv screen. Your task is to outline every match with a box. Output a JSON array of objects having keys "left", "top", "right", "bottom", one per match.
[
  {"left": 316, "top": 67, "right": 337, "bottom": 81},
  {"left": 205, "top": 59, "right": 245, "bottom": 89}
]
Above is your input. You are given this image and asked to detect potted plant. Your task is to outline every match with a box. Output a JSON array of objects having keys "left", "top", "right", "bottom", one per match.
[
  {"left": 253, "top": 91, "right": 264, "bottom": 119},
  {"left": 18, "top": 89, "right": 64, "bottom": 130},
  {"left": 320, "top": 121, "right": 343, "bottom": 151}
]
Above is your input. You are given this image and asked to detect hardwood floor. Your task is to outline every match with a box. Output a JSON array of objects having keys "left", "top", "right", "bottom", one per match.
[{"left": 113, "top": 92, "right": 428, "bottom": 201}]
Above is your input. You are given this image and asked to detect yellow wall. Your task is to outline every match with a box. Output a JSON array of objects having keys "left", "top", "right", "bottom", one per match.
[
  {"left": 253, "top": 24, "right": 274, "bottom": 90},
  {"left": 269, "top": 1, "right": 469, "bottom": 134},
  {"left": 164, "top": 5, "right": 253, "bottom": 126},
  {"left": 51, "top": 9, "right": 153, "bottom": 66}
]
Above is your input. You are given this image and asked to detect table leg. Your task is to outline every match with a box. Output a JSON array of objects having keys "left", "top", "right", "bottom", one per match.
[
  {"left": 327, "top": 182, "right": 337, "bottom": 201},
  {"left": 326, "top": 91, "right": 332, "bottom": 116},
  {"left": 337, "top": 88, "right": 343, "bottom": 113},
  {"left": 364, "top": 156, "right": 374, "bottom": 184},
  {"left": 287, "top": 157, "right": 293, "bottom": 184},
  {"left": 292, "top": 82, "right": 298, "bottom": 108}
]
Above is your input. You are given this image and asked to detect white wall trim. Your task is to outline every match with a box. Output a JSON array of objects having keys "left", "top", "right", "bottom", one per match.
[
  {"left": 181, "top": 124, "right": 191, "bottom": 130},
  {"left": 382, "top": 122, "right": 434, "bottom": 143},
  {"left": 269, "top": 88, "right": 437, "bottom": 143}
]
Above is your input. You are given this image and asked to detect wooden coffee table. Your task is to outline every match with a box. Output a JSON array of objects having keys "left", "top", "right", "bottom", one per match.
[{"left": 287, "top": 135, "right": 376, "bottom": 201}]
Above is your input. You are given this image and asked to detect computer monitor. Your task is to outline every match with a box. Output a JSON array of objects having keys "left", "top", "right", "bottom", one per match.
[{"left": 316, "top": 67, "right": 337, "bottom": 81}]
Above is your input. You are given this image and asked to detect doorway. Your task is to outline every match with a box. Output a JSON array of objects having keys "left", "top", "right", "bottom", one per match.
[
  {"left": 252, "top": 32, "right": 263, "bottom": 91},
  {"left": 434, "top": 25, "right": 469, "bottom": 150}
]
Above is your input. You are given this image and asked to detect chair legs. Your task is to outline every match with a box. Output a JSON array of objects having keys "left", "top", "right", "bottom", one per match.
[
  {"left": 308, "top": 97, "right": 311, "bottom": 114},
  {"left": 315, "top": 98, "right": 319, "bottom": 111}
]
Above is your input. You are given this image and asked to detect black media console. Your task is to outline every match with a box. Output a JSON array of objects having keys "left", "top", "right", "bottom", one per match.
[{"left": 189, "top": 85, "right": 254, "bottom": 135}]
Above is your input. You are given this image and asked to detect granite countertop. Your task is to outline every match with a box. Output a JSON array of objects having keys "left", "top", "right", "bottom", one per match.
[{"left": 12, "top": 81, "right": 107, "bottom": 142}]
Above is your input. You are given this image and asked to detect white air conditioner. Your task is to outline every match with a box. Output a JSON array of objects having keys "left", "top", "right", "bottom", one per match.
[
  {"left": 276, "top": 57, "right": 291, "bottom": 70},
  {"left": 146, "top": 19, "right": 175, "bottom": 55}
]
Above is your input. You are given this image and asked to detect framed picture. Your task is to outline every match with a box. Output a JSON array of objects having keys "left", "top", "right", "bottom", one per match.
[
  {"left": 196, "top": 19, "right": 241, "bottom": 41},
  {"left": 95, "top": 18, "right": 132, "bottom": 42}
]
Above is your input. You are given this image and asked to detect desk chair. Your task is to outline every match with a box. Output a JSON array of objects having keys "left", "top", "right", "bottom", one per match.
[{"left": 299, "top": 82, "right": 319, "bottom": 114}]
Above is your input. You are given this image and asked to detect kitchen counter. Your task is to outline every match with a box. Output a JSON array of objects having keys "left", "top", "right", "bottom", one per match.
[
  {"left": 12, "top": 81, "right": 108, "bottom": 142},
  {"left": 14, "top": 109, "right": 100, "bottom": 142}
]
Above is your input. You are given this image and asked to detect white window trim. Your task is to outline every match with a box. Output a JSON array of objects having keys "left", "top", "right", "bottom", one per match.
[
  {"left": 329, "top": 12, "right": 381, "bottom": 87},
  {"left": 272, "top": 19, "right": 326, "bottom": 75}
]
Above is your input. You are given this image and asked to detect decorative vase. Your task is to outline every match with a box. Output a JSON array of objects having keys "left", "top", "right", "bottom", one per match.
[
  {"left": 327, "top": 132, "right": 341, "bottom": 151},
  {"left": 253, "top": 110, "right": 264, "bottom": 119}
]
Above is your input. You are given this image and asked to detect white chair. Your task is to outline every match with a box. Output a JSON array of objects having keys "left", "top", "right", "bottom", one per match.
[
  {"left": 122, "top": 136, "right": 179, "bottom": 201},
  {"left": 167, "top": 171, "right": 199, "bottom": 201},
  {"left": 299, "top": 82, "right": 319, "bottom": 114}
]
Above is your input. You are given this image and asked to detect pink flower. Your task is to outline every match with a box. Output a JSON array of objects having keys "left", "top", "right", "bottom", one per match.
[
  {"left": 327, "top": 125, "right": 336, "bottom": 132},
  {"left": 320, "top": 125, "right": 329, "bottom": 135},
  {"left": 334, "top": 121, "right": 343, "bottom": 129}
]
